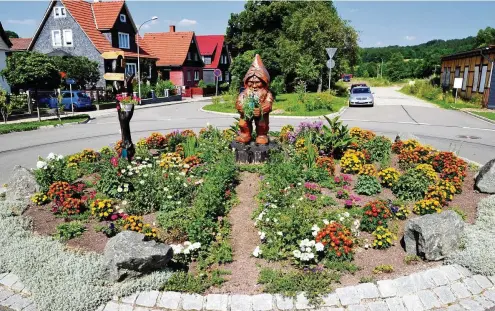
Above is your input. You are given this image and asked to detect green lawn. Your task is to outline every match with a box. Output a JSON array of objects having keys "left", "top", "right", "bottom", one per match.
[
  {"left": 203, "top": 93, "right": 348, "bottom": 117},
  {"left": 0, "top": 115, "right": 90, "bottom": 135},
  {"left": 471, "top": 111, "right": 495, "bottom": 121}
]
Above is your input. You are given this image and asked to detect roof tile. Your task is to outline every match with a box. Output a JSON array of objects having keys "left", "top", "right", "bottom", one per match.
[
  {"left": 10, "top": 38, "right": 31, "bottom": 51},
  {"left": 196, "top": 35, "right": 225, "bottom": 69},
  {"left": 142, "top": 31, "right": 194, "bottom": 66}
]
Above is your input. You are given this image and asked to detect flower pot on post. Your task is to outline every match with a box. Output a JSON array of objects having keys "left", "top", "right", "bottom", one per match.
[{"left": 116, "top": 93, "right": 139, "bottom": 161}]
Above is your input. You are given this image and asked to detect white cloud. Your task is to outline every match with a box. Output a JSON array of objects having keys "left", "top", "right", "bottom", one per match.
[
  {"left": 376, "top": 41, "right": 383, "bottom": 46},
  {"left": 178, "top": 19, "right": 197, "bottom": 27},
  {"left": 6, "top": 19, "right": 37, "bottom": 25},
  {"left": 405, "top": 36, "right": 416, "bottom": 41}
]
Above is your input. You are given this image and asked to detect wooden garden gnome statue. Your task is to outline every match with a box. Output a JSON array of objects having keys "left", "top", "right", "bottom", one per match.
[{"left": 235, "top": 54, "right": 274, "bottom": 145}]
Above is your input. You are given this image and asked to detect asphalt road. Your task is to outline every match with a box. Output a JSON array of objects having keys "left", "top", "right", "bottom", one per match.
[{"left": 0, "top": 87, "right": 494, "bottom": 184}]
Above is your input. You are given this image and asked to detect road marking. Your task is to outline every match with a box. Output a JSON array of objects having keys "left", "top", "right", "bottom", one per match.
[{"left": 341, "top": 118, "right": 428, "bottom": 125}]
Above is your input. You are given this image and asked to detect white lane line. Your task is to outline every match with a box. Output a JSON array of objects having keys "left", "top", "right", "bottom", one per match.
[
  {"left": 342, "top": 118, "right": 495, "bottom": 132},
  {"left": 341, "top": 118, "right": 428, "bottom": 125},
  {"left": 461, "top": 126, "right": 495, "bottom": 132}
]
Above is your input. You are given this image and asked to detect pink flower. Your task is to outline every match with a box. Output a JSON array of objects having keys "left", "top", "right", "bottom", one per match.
[
  {"left": 110, "top": 214, "right": 118, "bottom": 221},
  {"left": 110, "top": 157, "right": 118, "bottom": 167}
]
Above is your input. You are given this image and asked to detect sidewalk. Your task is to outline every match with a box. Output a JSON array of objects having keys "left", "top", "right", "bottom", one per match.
[{"left": 5, "top": 97, "right": 210, "bottom": 124}]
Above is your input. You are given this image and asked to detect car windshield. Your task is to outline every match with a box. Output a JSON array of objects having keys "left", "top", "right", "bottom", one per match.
[
  {"left": 352, "top": 88, "right": 371, "bottom": 94},
  {"left": 77, "top": 92, "right": 89, "bottom": 98}
]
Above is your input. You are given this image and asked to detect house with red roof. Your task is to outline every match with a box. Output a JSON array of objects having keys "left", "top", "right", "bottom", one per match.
[
  {"left": 142, "top": 26, "right": 203, "bottom": 89},
  {"left": 9, "top": 38, "right": 31, "bottom": 51},
  {"left": 196, "top": 35, "right": 231, "bottom": 85},
  {"left": 28, "top": 0, "right": 157, "bottom": 88},
  {"left": 0, "top": 22, "right": 13, "bottom": 92}
]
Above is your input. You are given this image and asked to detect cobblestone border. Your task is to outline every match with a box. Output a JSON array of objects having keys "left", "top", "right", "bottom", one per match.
[
  {"left": 2, "top": 264, "right": 495, "bottom": 311},
  {"left": 199, "top": 106, "right": 348, "bottom": 120}
]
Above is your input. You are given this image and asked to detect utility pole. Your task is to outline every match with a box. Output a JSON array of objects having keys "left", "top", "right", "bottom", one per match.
[{"left": 381, "top": 58, "right": 384, "bottom": 78}]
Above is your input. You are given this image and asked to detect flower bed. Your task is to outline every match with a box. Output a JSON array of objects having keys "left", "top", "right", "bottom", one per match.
[
  {"left": 249, "top": 118, "right": 485, "bottom": 304},
  {"left": 2, "top": 117, "right": 487, "bottom": 309}
]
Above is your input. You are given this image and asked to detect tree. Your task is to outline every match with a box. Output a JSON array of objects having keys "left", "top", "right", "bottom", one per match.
[
  {"left": 0, "top": 89, "right": 26, "bottom": 123},
  {"left": 0, "top": 52, "right": 59, "bottom": 91},
  {"left": 52, "top": 56, "right": 100, "bottom": 88},
  {"left": 474, "top": 27, "right": 495, "bottom": 48},
  {"left": 385, "top": 53, "right": 405, "bottom": 81},
  {"left": 5, "top": 30, "right": 19, "bottom": 39}
]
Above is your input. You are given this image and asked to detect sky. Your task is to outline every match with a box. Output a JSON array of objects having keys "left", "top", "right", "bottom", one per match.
[{"left": 0, "top": 1, "right": 494, "bottom": 48}]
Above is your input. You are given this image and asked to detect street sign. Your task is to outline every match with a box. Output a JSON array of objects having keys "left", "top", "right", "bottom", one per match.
[
  {"left": 453, "top": 78, "right": 463, "bottom": 89},
  {"left": 326, "top": 59, "right": 335, "bottom": 69},
  {"left": 66, "top": 78, "right": 76, "bottom": 85},
  {"left": 214, "top": 69, "right": 222, "bottom": 78},
  {"left": 326, "top": 48, "right": 337, "bottom": 59}
]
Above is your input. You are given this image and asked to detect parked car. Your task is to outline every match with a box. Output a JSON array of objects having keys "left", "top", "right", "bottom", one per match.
[
  {"left": 60, "top": 91, "right": 92, "bottom": 110},
  {"left": 349, "top": 86, "right": 374, "bottom": 107},
  {"left": 342, "top": 74, "right": 352, "bottom": 82},
  {"left": 38, "top": 94, "right": 58, "bottom": 108}
]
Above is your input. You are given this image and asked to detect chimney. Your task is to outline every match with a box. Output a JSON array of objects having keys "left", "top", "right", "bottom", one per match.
[{"left": 169, "top": 25, "right": 176, "bottom": 33}]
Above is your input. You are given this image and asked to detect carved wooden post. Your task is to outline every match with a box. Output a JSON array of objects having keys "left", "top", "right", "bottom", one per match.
[{"left": 116, "top": 74, "right": 136, "bottom": 161}]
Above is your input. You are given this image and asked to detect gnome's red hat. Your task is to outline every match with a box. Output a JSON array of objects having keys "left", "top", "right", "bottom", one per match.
[{"left": 243, "top": 54, "right": 270, "bottom": 86}]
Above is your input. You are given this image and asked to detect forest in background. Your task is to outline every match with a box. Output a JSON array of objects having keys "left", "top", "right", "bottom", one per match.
[{"left": 355, "top": 27, "right": 495, "bottom": 81}]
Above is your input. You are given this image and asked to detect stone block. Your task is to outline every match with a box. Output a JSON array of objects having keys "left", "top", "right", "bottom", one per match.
[
  {"left": 438, "top": 265, "right": 461, "bottom": 282},
  {"left": 385, "top": 297, "right": 406, "bottom": 311},
  {"left": 321, "top": 293, "right": 339, "bottom": 307},
  {"left": 205, "top": 294, "right": 229, "bottom": 311},
  {"left": 252, "top": 294, "right": 273, "bottom": 311},
  {"left": 275, "top": 294, "right": 293, "bottom": 310},
  {"left": 135, "top": 291, "right": 160, "bottom": 307},
  {"left": 463, "top": 277, "right": 483, "bottom": 295},
  {"left": 458, "top": 298, "right": 484, "bottom": 311},
  {"left": 402, "top": 294, "right": 424, "bottom": 311},
  {"left": 335, "top": 286, "right": 360, "bottom": 306},
  {"left": 157, "top": 291, "right": 182, "bottom": 309},
  {"left": 377, "top": 280, "right": 397, "bottom": 298},
  {"left": 295, "top": 292, "right": 313, "bottom": 309},
  {"left": 181, "top": 293, "right": 204, "bottom": 311},
  {"left": 416, "top": 290, "right": 441, "bottom": 310},
  {"left": 230, "top": 294, "right": 252, "bottom": 311},
  {"left": 433, "top": 286, "right": 456, "bottom": 304},
  {"left": 356, "top": 283, "right": 380, "bottom": 299},
  {"left": 450, "top": 281, "right": 471, "bottom": 299},
  {"left": 472, "top": 274, "right": 493, "bottom": 289},
  {"left": 367, "top": 301, "right": 388, "bottom": 311}
]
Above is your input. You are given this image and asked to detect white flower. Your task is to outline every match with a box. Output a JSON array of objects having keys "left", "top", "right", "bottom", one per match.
[
  {"left": 305, "top": 247, "right": 312, "bottom": 253},
  {"left": 122, "top": 200, "right": 128, "bottom": 205},
  {"left": 315, "top": 242, "right": 324, "bottom": 252},
  {"left": 127, "top": 165, "right": 132, "bottom": 169},
  {"left": 344, "top": 212, "right": 350, "bottom": 217},
  {"left": 179, "top": 172, "right": 186, "bottom": 176},
  {"left": 273, "top": 218, "right": 278, "bottom": 223},
  {"left": 36, "top": 161, "right": 47, "bottom": 169},
  {"left": 143, "top": 174, "right": 149, "bottom": 177},
  {"left": 265, "top": 218, "right": 270, "bottom": 222},
  {"left": 57, "top": 155, "right": 64, "bottom": 160},
  {"left": 277, "top": 231, "right": 283, "bottom": 236},
  {"left": 121, "top": 169, "right": 126, "bottom": 173},
  {"left": 147, "top": 164, "right": 152, "bottom": 168},
  {"left": 311, "top": 224, "right": 320, "bottom": 232},
  {"left": 253, "top": 246, "right": 261, "bottom": 257},
  {"left": 308, "top": 252, "right": 315, "bottom": 259},
  {"left": 339, "top": 217, "right": 345, "bottom": 222},
  {"left": 257, "top": 212, "right": 265, "bottom": 221},
  {"left": 260, "top": 232, "right": 266, "bottom": 240},
  {"left": 139, "top": 180, "right": 145, "bottom": 185},
  {"left": 192, "top": 242, "right": 201, "bottom": 249},
  {"left": 145, "top": 158, "right": 150, "bottom": 161},
  {"left": 128, "top": 172, "right": 133, "bottom": 176},
  {"left": 177, "top": 201, "right": 181, "bottom": 205},
  {"left": 364, "top": 244, "right": 370, "bottom": 250},
  {"left": 323, "top": 219, "right": 329, "bottom": 225},
  {"left": 167, "top": 195, "right": 172, "bottom": 199},
  {"left": 136, "top": 157, "right": 142, "bottom": 160},
  {"left": 163, "top": 187, "right": 169, "bottom": 192},
  {"left": 183, "top": 183, "right": 188, "bottom": 188},
  {"left": 117, "top": 187, "right": 123, "bottom": 193},
  {"left": 312, "top": 231, "right": 318, "bottom": 237},
  {"left": 47, "top": 153, "right": 55, "bottom": 160},
  {"left": 293, "top": 250, "right": 301, "bottom": 258},
  {"left": 297, "top": 182, "right": 302, "bottom": 186},
  {"left": 183, "top": 248, "right": 190, "bottom": 255}
]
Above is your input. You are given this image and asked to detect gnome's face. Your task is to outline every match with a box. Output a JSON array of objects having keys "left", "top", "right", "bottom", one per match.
[{"left": 246, "top": 75, "right": 264, "bottom": 92}]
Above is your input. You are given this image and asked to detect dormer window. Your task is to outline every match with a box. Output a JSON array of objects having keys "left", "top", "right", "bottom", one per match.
[
  {"left": 203, "top": 56, "right": 212, "bottom": 65},
  {"left": 120, "top": 14, "right": 126, "bottom": 23},
  {"left": 54, "top": 7, "right": 66, "bottom": 19},
  {"left": 194, "top": 53, "right": 198, "bottom": 61},
  {"left": 187, "top": 52, "right": 191, "bottom": 60},
  {"left": 118, "top": 32, "right": 130, "bottom": 49}
]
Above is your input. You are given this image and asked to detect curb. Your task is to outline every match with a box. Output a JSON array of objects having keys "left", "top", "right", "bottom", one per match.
[
  {"left": 200, "top": 106, "right": 348, "bottom": 120},
  {"left": 460, "top": 110, "right": 495, "bottom": 125}
]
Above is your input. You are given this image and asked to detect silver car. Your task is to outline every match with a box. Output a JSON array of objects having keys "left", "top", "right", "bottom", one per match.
[{"left": 349, "top": 87, "right": 374, "bottom": 107}]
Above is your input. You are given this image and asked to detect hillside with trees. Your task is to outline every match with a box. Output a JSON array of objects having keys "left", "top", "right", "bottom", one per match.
[{"left": 356, "top": 26, "right": 495, "bottom": 81}]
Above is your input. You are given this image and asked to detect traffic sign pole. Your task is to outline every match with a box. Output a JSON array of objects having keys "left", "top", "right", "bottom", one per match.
[{"left": 70, "top": 83, "right": 74, "bottom": 115}]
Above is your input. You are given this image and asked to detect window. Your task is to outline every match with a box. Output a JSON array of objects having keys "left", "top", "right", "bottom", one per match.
[
  {"left": 221, "top": 55, "right": 228, "bottom": 64},
  {"left": 51, "top": 30, "right": 62, "bottom": 47},
  {"left": 62, "top": 93, "right": 72, "bottom": 98},
  {"left": 443, "top": 67, "right": 451, "bottom": 86},
  {"left": 203, "top": 56, "right": 212, "bottom": 65},
  {"left": 225, "top": 71, "right": 230, "bottom": 82},
  {"left": 187, "top": 52, "right": 191, "bottom": 60},
  {"left": 54, "top": 7, "right": 66, "bottom": 18},
  {"left": 194, "top": 53, "right": 198, "bottom": 61},
  {"left": 455, "top": 67, "right": 460, "bottom": 78},
  {"left": 63, "top": 29, "right": 73, "bottom": 47},
  {"left": 479, "top": 65, "right": 488, "bottom": 93},
  {"left": 462, "top": 66, "right": 468, "bottom": 91},
  {"left": 118, "top": 32, "right": 130, "bottom": 49},
  {"left": 194, "top": 70, "right": 199, "bottom": 81},
  {"left": 473, "top": 66, "right": 480, "bottom": 92},
  {"left": 125, "top": 63, "right": 136, "bottom": 76},
  {"left": 187, "top": 71, "right": 192, "bottom": 81},
  {"left": 120, "top": 14, "right": 126, "bottom": 23}
]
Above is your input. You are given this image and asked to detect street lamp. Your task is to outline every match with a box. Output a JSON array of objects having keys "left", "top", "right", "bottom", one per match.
[{"left": 137, "top": 16, "right": 158, "bottom": 104}]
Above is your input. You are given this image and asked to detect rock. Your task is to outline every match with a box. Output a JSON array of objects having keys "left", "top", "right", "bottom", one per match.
[
  {"left": 404, "top": 211, "right": 464, "bottom": 261},
  {"left": 475, "top": 158, "right": 495, "bottom": 193},
  {"left": 104, "top": 231, "right": 173, "bottom": 282},
  {"left": 5, "top": 166, "right": 39, "bottom": 205}
]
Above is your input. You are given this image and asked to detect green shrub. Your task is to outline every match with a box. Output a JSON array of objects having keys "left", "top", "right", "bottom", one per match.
[
  {"left": 271, "top": 75, "right": 285, "bottom": 96},
  {"left": 54, "top": 221, "right": 86, "bottom": 241},
  {"left": 359, "top": 276, "right": 376, "bottom": 283},
  {"left": 392, "top": 168, "right": 431, "bottom": 201},
  {"left": 404, "top": 254, "right": 421, "bottom": 265},
  {"left": 155, "top": 79, "right": 175, "bottom": 97},
  {"left": 364, "top": 136, "right": 392, "bottom": 165},
  {"left": 373, "top": 264, "right": 394, "bottom": 274},
  {"left": 163, "top": 270, "right": 227, "bottom": 293},
  {"left": 258, "top": 268, "right": 339, "bottom": 305},
  {"left": 34, "top": 154, "right": 78, "bottom": 192},
  {"left": 354, "top": 175, "right": 382, "bottom": 196}
]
